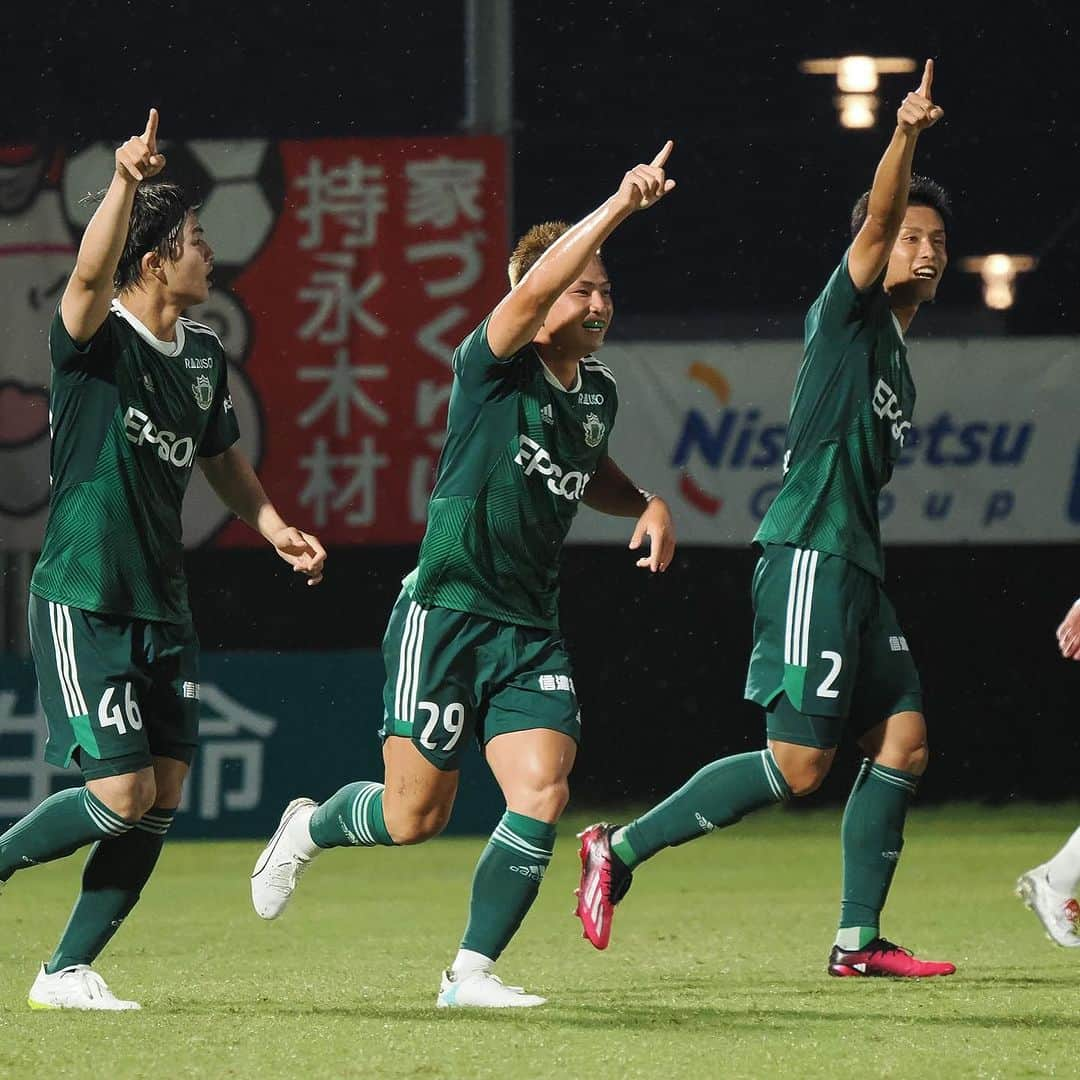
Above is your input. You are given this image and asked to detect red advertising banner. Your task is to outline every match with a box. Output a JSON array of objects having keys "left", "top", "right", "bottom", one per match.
[{"left": 219, "top": 136, "right": 508, "bottom": 545}]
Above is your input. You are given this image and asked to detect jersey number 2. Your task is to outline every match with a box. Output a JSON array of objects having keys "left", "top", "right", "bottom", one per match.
[{"left": 816, "top": 651, "right": 843, "bottom": 699}]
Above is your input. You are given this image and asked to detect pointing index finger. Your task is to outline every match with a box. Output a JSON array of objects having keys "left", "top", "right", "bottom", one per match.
[
  {"left": 918, "top": 59, "right": 934, "bottom": 98},
  {"left": 650, "top": 139, "right": 674, "bottom": 168},
  {"left": 143, "top": 108, "right": 159, "bottom": 147}
]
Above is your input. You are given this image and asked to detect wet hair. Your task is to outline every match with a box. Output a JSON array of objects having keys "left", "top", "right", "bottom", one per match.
[
  {"left": 114, "top": 182, "right": 195, "bottom": 291},
  {"left": 507, "top": 220, "right": 574, "bottom": 287},
  {"left": 850, "top": 176, "right": 952, "bottom": 239}
]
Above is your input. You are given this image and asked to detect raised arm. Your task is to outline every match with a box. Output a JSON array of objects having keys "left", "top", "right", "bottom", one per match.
[
  {"left": 60, "top": 108, "right": 167, "bottom": 344},
  {"left": 486, "top": 141, "right": 676, "bottom": 359},
  {"left": 848, "top": 60, "right": 944, "bottom": 291}
]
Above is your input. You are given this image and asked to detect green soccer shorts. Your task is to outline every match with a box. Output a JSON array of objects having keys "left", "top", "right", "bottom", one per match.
[
  {"left": 28, "top": 593, "right": 200, "bottom": 780},
  {"left": 379, "top": 589, "right": 582, "bottom": 771},
  {"left": 743, "top": 544, "right": 923, "bottom": 749}
]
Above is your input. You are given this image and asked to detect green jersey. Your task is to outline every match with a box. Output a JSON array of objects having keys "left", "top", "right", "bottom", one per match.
[
  {"left": 30, "top": 301, "right": 239, "bottom": 623},
  {"left": 755, "top": 250, "right": 915, "bottom": 580},
  {"left": 405, "top": 317, "right": 619, "bottom": 629}
]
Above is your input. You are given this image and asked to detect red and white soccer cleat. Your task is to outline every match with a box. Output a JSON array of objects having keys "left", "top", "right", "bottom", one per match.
[
  {"left": 1016, "top": 865, "right": 1080, "bottom": 947},
  {"left": 828, "top": 937, "right": 956, "bottom": 978},
  {"left": 574, "top": 823, "right": 632, "bottom": 950}
]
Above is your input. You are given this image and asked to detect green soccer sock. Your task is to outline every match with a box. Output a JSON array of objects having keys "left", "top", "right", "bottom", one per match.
[
  {"left": 309, "top": 782, "right": 395, "bottom": 848},
  {"left": 611, "top": 750, "right": 791, "bottom": 870},
  {"left": 46, "top": 808, "right": 175, "bottom": 973},
  {"left": 837, "top": 759, "right": 919, "bottom": 949},
  {"left": 0, "top": 788, "right": 134, "bottom": 882},
  {"left": 460, "top": 811, "right": 556, "bottom": 962}
]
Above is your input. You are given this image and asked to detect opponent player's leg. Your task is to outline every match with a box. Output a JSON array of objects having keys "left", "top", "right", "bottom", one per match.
[
  {"left": 1017, "top": 824, "right": 1080, "bottom": 947},
  {"left": 250, "top": 593, "right": 469, "bottom": 918}
]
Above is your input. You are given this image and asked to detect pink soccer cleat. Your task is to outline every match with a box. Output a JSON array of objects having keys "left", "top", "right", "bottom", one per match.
[
  {"left": 828, "top": 937, "right": 956, "bottom": 978},
  {"left": 574, "top": 823, "right": 632, "bottom": 950}
]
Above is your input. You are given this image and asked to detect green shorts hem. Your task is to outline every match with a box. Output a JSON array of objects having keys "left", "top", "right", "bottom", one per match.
[{"left": 72, "top": 750, "right": 155, "bottom": 781}]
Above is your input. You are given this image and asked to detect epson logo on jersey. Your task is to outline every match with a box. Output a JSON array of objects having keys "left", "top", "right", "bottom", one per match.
[
  {"left": 578, "top": 392, "right": 604, "bottom": 405},
  {"left": 123, "top": 406, "right": 196, "bottom": 468},
  {"left": 514, "top": 435, "right": 592, "bottom": 501},
  {"left": 185, "top": 357, "right": 214, "bottom": 369},
  {"left": 872, "top": 378, "right": 912, "bottom": 445}
]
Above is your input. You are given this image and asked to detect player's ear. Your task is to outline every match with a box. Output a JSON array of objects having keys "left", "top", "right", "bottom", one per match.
[{"left": 141, "top": 249, "right": 165, "bottom": 284}]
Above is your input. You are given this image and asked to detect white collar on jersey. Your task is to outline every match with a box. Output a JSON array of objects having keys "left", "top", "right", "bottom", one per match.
[
  {"left": 536, "top": 350, "right": 584, "bottom": 394},
  {"left": 890, "top": 311, "right": 906, "bottom": 344},
  {"left": 111, "top": 299, "right": 186, "bottom": 357}
]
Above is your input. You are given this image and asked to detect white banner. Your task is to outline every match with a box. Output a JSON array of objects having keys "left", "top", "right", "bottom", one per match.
[{"left": 571, "top": 339, "right": 1080, "bottom": 545}]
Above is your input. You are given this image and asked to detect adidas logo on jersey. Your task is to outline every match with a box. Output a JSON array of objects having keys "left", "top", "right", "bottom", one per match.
[{"left": 541, "top": 403, "right": 554, "bottom": 425}]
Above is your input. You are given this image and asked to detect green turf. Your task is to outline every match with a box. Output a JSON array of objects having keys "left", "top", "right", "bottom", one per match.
[{"left": 1, "top": 803, "right": 1077, "bottom": 1079}]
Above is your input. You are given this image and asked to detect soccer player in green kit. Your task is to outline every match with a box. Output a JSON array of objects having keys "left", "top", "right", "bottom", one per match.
[
  {"left": 0, "top": 110, "right": 326, "bottom": 1010},
  {"left": 577, "top": 61, "right": 957, "bottom": 978},
  {"left": 251, "top": 143, "right": 678, "bottom": 1007}
]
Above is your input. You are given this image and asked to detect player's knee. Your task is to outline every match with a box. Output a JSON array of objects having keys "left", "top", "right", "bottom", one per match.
[
  {"left": 94, "top": 774, "right": 157, "bottom": 822},
  {"left": 883, "top": 737, "right": 929, "bottom": 777},
  {"left": 389, "top": 804, "right": 452, "bottom": 845},
  {"left": 770, "top": 743, "right": 833, "bottom": 797},
  {"left": 511, "top": 778, "right": 569, "bottom": 823},
  {"left": 783, "top": 766, "right": 828, "bottom": 797}
]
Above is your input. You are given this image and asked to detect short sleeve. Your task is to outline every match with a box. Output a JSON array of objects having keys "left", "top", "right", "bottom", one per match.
[
  {"left": 198, "top": 361, "right": 241, "bottom": 457},
  {"left": 451, "top": 315, "right": 522, "bottom": 400},
  {"left": 808, "top": 248, "right": 883, "bottom": 335},
  {"left": 49, "top": 305, "right": 115, "bottom": 373}
]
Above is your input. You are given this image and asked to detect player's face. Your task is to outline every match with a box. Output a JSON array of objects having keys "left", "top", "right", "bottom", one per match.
[
  {"left": 540, "top": 256, "right": 614, "bottom": 354},
  {"left": 884, "top": 205, "right": 948, "bottom": 303},
  {"left": 166, "top": 212, "right": 215, "bottom": 306}
]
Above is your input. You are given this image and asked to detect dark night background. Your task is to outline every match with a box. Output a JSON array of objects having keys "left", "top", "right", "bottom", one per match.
[{"left": 4, "top": 0, "right": 1077, "bottom": 806}]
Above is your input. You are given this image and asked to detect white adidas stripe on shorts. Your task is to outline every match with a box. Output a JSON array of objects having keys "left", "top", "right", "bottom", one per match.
[{"left": 783, "top": 548, "right": 820, "bottom": 669}]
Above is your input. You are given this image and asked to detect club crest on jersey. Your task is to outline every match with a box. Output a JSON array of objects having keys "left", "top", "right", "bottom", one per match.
[
  {"left": 583, "top": 412, "right": 605, "bottom": 448},
  {"left": 191, "top": 374, "right": 214, "bottom": 411}
]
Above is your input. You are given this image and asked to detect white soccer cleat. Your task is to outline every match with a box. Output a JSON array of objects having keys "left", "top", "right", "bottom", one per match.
[
  {"left": 1016, "top": 864, "right": 1080, "bottom": 947},
  {"left": 436, "top": 968, "right": 547, "bottom": 1008},
  {"left": 28, "top": 964, "right": 140, "bottom": 1011},
  {"left": 251, "top": 797, "right": 320, "bottom": 920}
]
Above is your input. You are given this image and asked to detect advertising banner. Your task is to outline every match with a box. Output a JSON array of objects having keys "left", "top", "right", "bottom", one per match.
[{"left": 570, "top": 340, "right": 1080, "bottom": 545}]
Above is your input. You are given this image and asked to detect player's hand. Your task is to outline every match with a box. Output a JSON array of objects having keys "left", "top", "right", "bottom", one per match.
[
  {"left": 1056, "top": 599, "right": 1080, "bottom": 660},
  {"left": 629, "top": 496, "right": 676, "bottom": 573},
  {"left": 115, "top": 108, "right": 167, "bottom": 184},
  {"left": 271, "top": 526, "right": 327, "bottom": 586},
  {"left": 615, "top": 140, "right": 676, "bottom": 214},
  {"left": 897, "top": 60, "right": 944, "bottom": 134}
]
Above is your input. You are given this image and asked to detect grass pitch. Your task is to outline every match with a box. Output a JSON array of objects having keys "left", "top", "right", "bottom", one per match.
[{"left": 1, "top": 804, "right": 1077, "bottom": 1079}]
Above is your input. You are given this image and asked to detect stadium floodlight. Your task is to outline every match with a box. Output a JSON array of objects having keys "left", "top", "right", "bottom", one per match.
[
  {"left": 799, "top": 56, "right": 918, "bottom": 129},
  {"left": 960, "top": 254, "right": 1037, "bottom": 310}
]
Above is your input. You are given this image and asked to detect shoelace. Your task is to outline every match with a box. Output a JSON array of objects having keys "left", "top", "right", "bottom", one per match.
[
  {"left": 60, "top": 966, "right": 111, "bottom": 1000},
  {"left": 868, "top": 938, "right": 912, "bottom": 958},
  {"left": 266, "top": 855, "right": 309, "bottom": 894}
]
